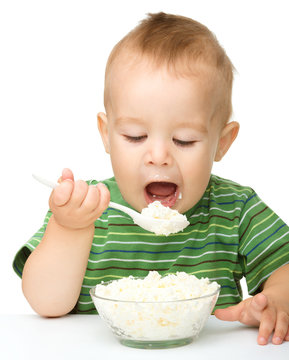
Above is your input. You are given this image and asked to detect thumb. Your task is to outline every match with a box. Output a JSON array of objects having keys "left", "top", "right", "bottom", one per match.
[
  {"left": 58, "top": 168, "right": 74, "bottom": 183},
  {"left": 62, "top": 168, "right": 74, "bottom": 181},
  {"left": 215, "top": 301, "right": 245, "bottom": 322}
]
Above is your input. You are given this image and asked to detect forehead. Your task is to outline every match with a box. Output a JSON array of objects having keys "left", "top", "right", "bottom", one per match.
[
  {"left": 105, "top": 55, "right": 221, "bottom": 117},
  {"left": 106, "top": 51, "right": 219, "bottom": 88}
]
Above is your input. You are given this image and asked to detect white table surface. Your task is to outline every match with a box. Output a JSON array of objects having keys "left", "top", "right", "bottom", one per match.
[{"left": 1, "top": 314, "right": 288, "bottom": 360}]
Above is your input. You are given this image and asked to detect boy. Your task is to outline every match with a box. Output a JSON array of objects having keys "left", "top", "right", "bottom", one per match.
[{"left": 13, "top": 12, "right": 289, "bottom": 345}]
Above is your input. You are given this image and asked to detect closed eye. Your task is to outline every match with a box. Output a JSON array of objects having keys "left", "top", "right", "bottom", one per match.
[
  {"left": 123, "top": 135, "right": 147, "bottom": 143},
  {"left": 173, "top": 138, "right": 196, "bottom": 147}
]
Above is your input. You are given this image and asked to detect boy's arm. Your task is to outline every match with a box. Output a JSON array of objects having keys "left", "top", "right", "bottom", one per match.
[
  {"left": 215, "top": 263, "right": 289, "bottom": 345},
  {"left": 22, "top": 169, "right": 110, "bottom": 317},
  {"left": 22, "top": 216, "right": 95, "bottom": 316}
]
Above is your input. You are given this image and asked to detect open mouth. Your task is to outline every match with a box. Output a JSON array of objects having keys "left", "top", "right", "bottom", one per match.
[{"left": 144, "top": 182, "right": 180, "bottom": 207}]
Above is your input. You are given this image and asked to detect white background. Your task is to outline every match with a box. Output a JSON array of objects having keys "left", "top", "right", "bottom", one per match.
[{"left": 0, "top": 0, "right": 288, "bottom": 314}]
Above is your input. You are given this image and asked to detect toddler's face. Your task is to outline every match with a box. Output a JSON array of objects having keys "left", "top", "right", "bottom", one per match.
[{"left": 99, "top": 59, "right": 226, "bottom": 213}]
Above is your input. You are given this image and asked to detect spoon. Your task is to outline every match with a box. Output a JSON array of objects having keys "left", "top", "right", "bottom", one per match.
[{"left": 32, "top": 174, "right": 189, "bottom": 236}]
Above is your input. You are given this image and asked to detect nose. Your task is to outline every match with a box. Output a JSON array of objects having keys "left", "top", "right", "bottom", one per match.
[{"left": 144, "top": 139, "right": 173, "bottom": 167}]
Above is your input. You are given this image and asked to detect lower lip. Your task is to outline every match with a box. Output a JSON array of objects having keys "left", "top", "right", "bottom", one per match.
[{"left": 144, "top": 187, "right": 181, "bottom": 208}]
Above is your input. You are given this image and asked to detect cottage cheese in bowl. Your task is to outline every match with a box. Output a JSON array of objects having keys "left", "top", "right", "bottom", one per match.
[{"left": 90, "top": 271, "right": 220, "bottom": 348}]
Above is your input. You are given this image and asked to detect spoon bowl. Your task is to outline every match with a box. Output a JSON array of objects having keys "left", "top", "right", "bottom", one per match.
[{"left": 109, "top": 201, "right": 189, "bottom": 236}]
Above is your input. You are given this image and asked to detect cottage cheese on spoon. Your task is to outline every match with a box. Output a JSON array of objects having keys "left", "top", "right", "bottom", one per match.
[{"left": 141, "top": 201, "right": 189, "bottom": 236}]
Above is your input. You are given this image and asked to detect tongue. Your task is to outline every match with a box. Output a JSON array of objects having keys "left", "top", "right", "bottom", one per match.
[{"left": 146, "top": 182, "right": 176, "bottom": 196}]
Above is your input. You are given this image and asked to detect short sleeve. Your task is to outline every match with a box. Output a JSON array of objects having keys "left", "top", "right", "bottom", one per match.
[
  {"left": 238, "top": 191, "right": 289, "bottom": 295},
  {"left": 12, "top": 178, "right": 104, "bottom": 278},
  {"left": 13, "top": 210, "right": 53, "bottom": 278}
]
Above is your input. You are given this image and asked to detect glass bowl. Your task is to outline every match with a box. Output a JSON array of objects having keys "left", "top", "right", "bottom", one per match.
[{"left": 89, "top": 280, "right": 220, "bottom": 349}]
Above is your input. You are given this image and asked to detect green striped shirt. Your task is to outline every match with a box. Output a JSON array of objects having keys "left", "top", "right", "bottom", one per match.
[{"left": 13, "top": 174, "right": 289, "bottom": 313}]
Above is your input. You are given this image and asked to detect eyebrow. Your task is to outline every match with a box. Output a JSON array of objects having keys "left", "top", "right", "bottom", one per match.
[
  {"left": 115, "top": 116, "right": 208, "bottom": 133},
  {"left": 114, "top": 116, "right": 144, "bottom": 125},
  {"left": 174, "top": 120, "right": 208, "bottom": 134}
]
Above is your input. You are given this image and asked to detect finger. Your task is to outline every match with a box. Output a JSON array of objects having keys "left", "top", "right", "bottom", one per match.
[
  {"left": 81, "top": 184, "right": 101, "bottom": 211},
  {"left": 214, "top": 302, "right": 244, "bottom": 322},
  {"left": 272, "top": 311, "right": 289, "bottom": 345},
  {"left": 69, "top": 180, "right": 88, "bottom": 207},
  {"left": 93, "top": 183, "right": 110, "bottom": 216},
  {"left": 285, "top": 328, "right": 289, "bottom": 341},
  {"left": 52, "top": 180, "right": 74, "bottom": 206},
  {"left": 248, "top": 293, "right": 268, "bottom": 323},
  {"left": 257, "top": 307, "right": 276, "bottom": 345}
]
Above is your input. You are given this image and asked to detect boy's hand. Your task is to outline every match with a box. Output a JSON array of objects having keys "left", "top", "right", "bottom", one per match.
[
  {"left": 214, "top": 291, "right": 289, "bottom": 345},
  {"left": 49, "top": 168, "right": 110, "bottom": 230}
]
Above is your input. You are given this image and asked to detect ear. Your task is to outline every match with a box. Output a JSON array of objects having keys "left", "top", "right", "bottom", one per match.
[
  {"left": 97, "top": 112, "right": 110, "bottom": 154},
  {"left": 214, "top": 121, "right": 240, "bottom": 161}
]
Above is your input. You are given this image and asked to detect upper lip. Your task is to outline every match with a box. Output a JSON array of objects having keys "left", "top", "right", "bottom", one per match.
[{"left": 144, "top": 178, "right": 179, "bottom": 188}]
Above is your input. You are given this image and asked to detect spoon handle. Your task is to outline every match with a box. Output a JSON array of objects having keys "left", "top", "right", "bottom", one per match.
[
  {"left": 32, "top": 174, "right": 58, "bottom": 189},
  {"left": 108, "top": 201, "right": 139, "bottom": 217}
]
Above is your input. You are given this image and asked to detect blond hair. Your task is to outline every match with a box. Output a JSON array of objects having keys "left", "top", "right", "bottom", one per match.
[{"left": 104, "top": 12, "right": 234, "bottom": 123}]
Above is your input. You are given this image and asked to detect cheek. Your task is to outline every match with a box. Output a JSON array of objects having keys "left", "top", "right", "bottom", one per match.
[
  {"left": 110, "top": 148, "right": 128, "bottom": 175},
  {"left": 181, "top": 144, "right": 214, "bottom": 176},
  {"left": 109, "top": 140, "right": 139, "bottom": 182},
  {"left": 178, "top": 147, "right": 213, "bottom": 212}
]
